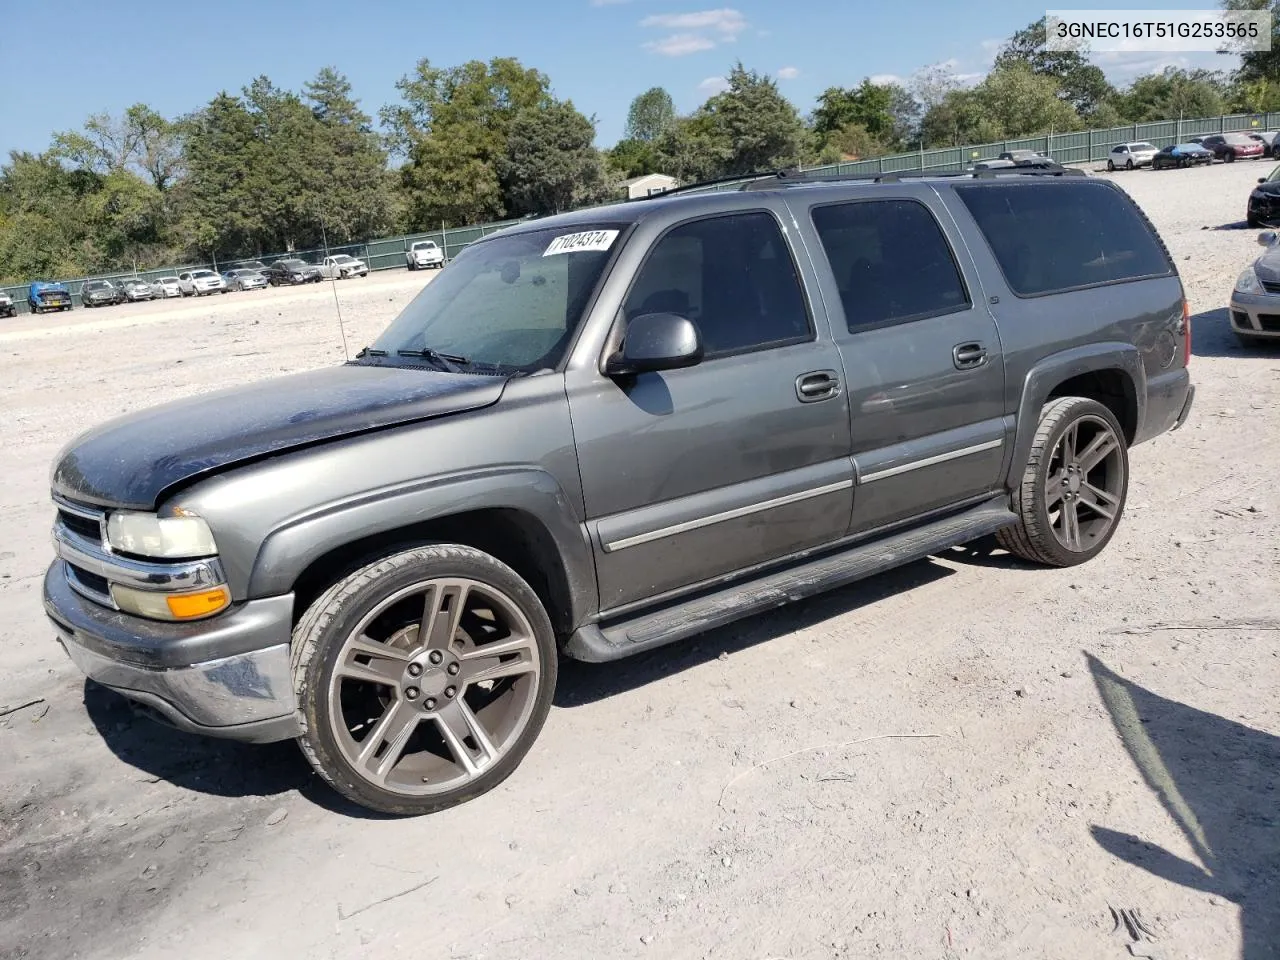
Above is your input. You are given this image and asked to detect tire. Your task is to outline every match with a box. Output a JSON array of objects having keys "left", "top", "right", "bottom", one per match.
[
  {"left": 1226, "top": 152, "right": 1236, "bottom": 163},
  {"left": 1125, "top": 159, "right": 1134, "bottom": 170},
  {"left": 291, "top": 543, "right": 558, "bottom": 816},
  {"left": 1107, "top": 160, "right": 1115, "bottom": 172},
  {"left": 1249, "top": 213, "right": 1261, "bottom": 228},
  {"left": 996, "top": 397, "right": 1129, "bottom": 568},
  {"left": 408, "top": 261, "right": 417, "bottom": 271}
]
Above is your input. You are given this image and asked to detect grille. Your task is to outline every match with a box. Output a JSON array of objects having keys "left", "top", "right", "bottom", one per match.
[
  {"left": 66, "top": 563, "right": 111, "bottom": 603},
  {"left": 58, "top": 508, "right": 102, "bottom": 542},
  {"left": 1258, "top": 314, "right": 1280, "bottom": 332},
  {"left": 1261, "top": 281, "right": 1280, "bottom": 295}
]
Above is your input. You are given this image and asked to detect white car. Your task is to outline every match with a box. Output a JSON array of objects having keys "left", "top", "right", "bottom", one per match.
[
  {"left": 178, "top": 269, "right": 227, "bottom": 296},
  {"left": 153, "top": 277, "right": 182, "bottom": 299},
  {"left": 318, "top": 254, "right": 370, "bottom": 279},
  {"left": 1107, "top": 142, "right": 1159, "bottom": 171},
  {"left": 406, "top": 240, "right": 444, "bottom": 270},
  {"left": 0, "top": 289, "right": 14, "bottom": 318}
]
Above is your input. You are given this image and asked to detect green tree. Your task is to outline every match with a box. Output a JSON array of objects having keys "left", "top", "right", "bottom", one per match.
[
  {"left": 994, "top": 17, "right": 1115, "bottom": 115},
  {"left": 973, "top": 63, "right": 1083, "bottom": 137},
  {"left": 607, "top": 138, "right": 659, "bottom": 178},
  {"left": 692, "top": 63, "right": 805, "bottom": 176},
  {"left": 0, "top": 151, "right": 101, "bottom": 282},
  {"left": 501, "top": 101, "right": 606, "bottom": 215},
  {"left": 1117, "top": 68, "right": 1228, "bottom": 121},
  {"left": 1221, "top": 0, "right": 1280, "bottom": 82},
  {"left": 813, "top": 80, "right": 896, "bottom": 141},
  {"left": 52, "top": 104, "right": 183, "bottom": 191},
  {"left": 625, "top": 87, "right": 676, "bottom": 142}
]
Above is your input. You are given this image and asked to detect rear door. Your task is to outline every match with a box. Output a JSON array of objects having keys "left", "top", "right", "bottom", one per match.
[{"left": 788, "top": 186, "right": 1009, "bottom": 534}]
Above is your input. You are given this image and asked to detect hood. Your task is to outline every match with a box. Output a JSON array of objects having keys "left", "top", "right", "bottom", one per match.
[
  {"left": 1254, "top": 181, "right": 1280, "bottom": 197},
  {"left": 52, "top": 364, "right": 509, "bottom": 510},
  {"left": 1254, "top": 246, "right": 1280, "bottom": 283}
]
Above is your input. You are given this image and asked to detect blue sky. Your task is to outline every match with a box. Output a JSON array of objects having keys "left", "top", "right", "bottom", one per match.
[{"left": 0, "top": 0, "right": 1238, "bottom": 156}]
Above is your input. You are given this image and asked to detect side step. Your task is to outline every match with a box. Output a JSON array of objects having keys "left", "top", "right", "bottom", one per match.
[{"left": 564, "top": 497, "right": 1016, "bottom": 663}]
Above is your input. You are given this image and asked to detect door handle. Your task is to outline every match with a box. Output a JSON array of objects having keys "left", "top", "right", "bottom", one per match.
[
  {"left": 953, "top": 342, "right": 988, "bottom": 370},
  {"left": 796, "top": 370, "right": 840, "bottom": 403}
]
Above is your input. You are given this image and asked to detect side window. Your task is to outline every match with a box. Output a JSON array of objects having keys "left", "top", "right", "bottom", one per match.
[
  {"left": 622, "top": 211, "right": 811, "bottom": 358},
  {"left": 954, "top": 181, "right": 1173, "bottom": 297},
  {"left": 811, "top": 199, "right": 970, "bottom": 332}
]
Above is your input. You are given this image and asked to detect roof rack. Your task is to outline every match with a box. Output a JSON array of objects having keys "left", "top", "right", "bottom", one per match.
[
  {"left": 630, "top": 170, "right": 786, "bottom": 201},
  {"left": 739, "top": 163, "right": 1086, "bottom": 190}
]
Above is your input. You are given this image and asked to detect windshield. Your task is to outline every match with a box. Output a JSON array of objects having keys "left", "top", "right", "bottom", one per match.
[
  {"left": 158, "top": 277, "right": 177, "bottom": 283},
  {"left": 191, "top": 270, "right": 216, "bottom": 279},
  {"left": 1131, "top": 143, "right": 1155, "bottom": 151},
  {"left": 368, "top": 223, "right": 624, "bottom": 372},
  {"left": 86, "top": 281, "right": 108, "bottom": 290},
  {"left": 413, "top": 242, "right": 437, "bottom": 250},
  {"left": 332, "top": 255, "right": 355, "bottom": 263},
  {"left": 1225, "top": 133, "right": 1254, "bottom": 144}
]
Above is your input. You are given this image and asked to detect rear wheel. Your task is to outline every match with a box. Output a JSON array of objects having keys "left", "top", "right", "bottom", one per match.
[
  {"left": 292, "top": 544, "right": 558, "bottom": 816},
  {"left": 997, "top": 397, "right": 1128, "bottom": 567}
]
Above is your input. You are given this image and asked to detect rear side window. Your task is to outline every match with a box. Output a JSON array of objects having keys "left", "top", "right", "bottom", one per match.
[
  {"left": 954, "top": 181, "right": 1172, "bottom": 297},
  {"left": 811, "top": 199, "right": 970, "bottom": 331},
  {"left": 623, "top": 211, "right": 811, "bottom": 358}
]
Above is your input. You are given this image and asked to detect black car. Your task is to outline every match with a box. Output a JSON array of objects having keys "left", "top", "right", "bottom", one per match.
[
  {"left": 266, "top": 258, "right": 322, "bottom": 285},
  {"left": 1151, "top": 143, "right": 1215, "bottom": 170},
  {"left": 1248, "top": 164, "right": 1280, "bottom": 227}
]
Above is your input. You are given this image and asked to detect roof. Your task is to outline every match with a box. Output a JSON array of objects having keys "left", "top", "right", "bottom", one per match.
[{"left": 623, "top": 173, "right": 677, "bottom": 187}]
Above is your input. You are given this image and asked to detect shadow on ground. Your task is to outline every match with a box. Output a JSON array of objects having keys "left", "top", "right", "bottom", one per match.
[
  {"left": 1190, "top": 307, "right": 1280, "bottom": 359},
  {"left": 1087, "top": 654, "right": 1280, "bottom": 959}
]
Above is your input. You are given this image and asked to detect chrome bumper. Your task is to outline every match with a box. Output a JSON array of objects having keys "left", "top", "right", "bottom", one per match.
[{"left": 44, "top": 562, "right": 300, "bottom": 743}]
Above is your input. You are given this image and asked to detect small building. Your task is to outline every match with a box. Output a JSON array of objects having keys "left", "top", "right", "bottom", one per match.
[{"left": 624, "top": 173, "right": 678, "bottom": 200}]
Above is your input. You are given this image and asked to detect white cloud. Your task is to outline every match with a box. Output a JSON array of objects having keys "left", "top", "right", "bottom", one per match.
[
  {"left": 646, "top": 33, "right": 717, "bottom": 56},
  {"left": 979, "top": 38, "right": 1003, "bottom": 64},
  {"left": 1089, "top": 49, "right": 1236, "bottom": 81},
  {"left": 641, "top": 8, "right": 747, "bottom": 38},
  {"left": 777, "top": 66, "right": 800, "bottom": 80},
  {"left": 868, "top": 73, "right": 902, "bottom": 85},
  {"left": 589, "top": 0, "right": 632, "bottom": 5},
  {"left": 698, "top": 75, "right": 730, "bottom": 94}
]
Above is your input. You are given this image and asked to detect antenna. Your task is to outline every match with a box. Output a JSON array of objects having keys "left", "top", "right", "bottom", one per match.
[{"left": 317, "top": 208, "right": 350, "bottom": 361}]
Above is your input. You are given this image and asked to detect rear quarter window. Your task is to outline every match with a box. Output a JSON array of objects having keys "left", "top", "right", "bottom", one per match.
[{"left": 953, "top": 180, "right": 1173, "bottom": 298}]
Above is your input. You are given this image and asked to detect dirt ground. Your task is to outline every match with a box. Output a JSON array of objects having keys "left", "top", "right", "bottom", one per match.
[{"left": 1, "top": 164, "right": 1277, "bottom": 960}]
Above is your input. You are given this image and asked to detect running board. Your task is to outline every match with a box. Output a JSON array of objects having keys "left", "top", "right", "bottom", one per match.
[{"left": 564, "top": 497, "right": 1016, "bottom": 663}]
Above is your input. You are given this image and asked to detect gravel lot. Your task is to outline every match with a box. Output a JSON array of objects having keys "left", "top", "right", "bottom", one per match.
[{"left": 1, "top": 163, "right": 1278, "bottom": 960}]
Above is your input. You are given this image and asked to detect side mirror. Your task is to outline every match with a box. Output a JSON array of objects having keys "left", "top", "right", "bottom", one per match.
[
  {"left": 605, "top": 313, "right": 703, "bottom": 376},
  {"left": 1259, "top": 177, "right": 1267, "bottom": 184},
  {"left": 1258, "top": 230, "right": 1277, "bottom": 247}
]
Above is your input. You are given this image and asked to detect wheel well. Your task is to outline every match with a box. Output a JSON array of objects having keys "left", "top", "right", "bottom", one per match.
[
  {"left": 289, "top": 509, "right": 575, "bottom": 637},
  {"left": 1046, "top": 370, "right": 1137, "bottom": 444}
]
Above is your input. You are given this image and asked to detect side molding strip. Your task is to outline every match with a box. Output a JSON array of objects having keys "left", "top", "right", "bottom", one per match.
[{"left": 858, "top": 438, "right": 1004, "bottom": 484}]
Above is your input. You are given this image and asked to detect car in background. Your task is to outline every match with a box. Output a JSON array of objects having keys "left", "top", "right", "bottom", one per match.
[
  {"left": 223, "top": 268, "right": 268, "bottom": 291},
  {"left": 1248, "top": 131, "right": 1280, "bottom": 158},
  {"left": 318, "top": 253, "right": 369, "bottom": 279},
  {"left": 999, "top": 149, "right": 1056, "bottom": 168},
  {"left": 118, "top": 278, "right": 156, "bottom": 302},
  {"left": 80, "top": 279, "right": 122, "bottom": 307},
  {"left": 1246, "top": 163, "right": 1280, "bottom": 227},
  {"left": 153, "top": 276, "right": 182, "bottom": 299},
  {"left": 1199, "top": 133, "right": 1265, "bottom": 162},
  {"left": 1230, "top": 228, "right": 1280, "bottom": 344},
  {"left": 1151, "top": 143, "right": 1215, "bottom": 170},
  {"left": 28, "top": 281, "right": 72, "bottom": 314},
  {"left": 266, "top": 258, "right": 322, "bottom": 285},
  {"left": 0, "top": 290, "right": 14, "bottom": 318},
  {"left": 178, "top": 269, "right": 227, "bottom": 296},
  {"left": 1107, "top": 142, "right": 1159, "bottom": 171},
  {"left": 406, "top": 240, "right": 444, "bottom": 270},
  {"left": 229, "top": 260, "right": 268, "bottom": 273}
]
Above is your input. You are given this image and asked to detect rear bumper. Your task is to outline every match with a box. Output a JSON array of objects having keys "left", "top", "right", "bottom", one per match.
[
  {"left": 1136, "top": 367, "right": 1193, "bottom": 443},
  {"left": 44, "top": 562, "right": 300, "bottom": 743}
]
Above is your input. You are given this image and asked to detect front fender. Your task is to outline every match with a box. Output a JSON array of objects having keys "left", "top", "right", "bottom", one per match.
[
  {"left": 1006, "top": 342, "right": 1145, "bottom": 487},
  {"left": 246, "top": 466, "right": 598, "bottom": 627}
]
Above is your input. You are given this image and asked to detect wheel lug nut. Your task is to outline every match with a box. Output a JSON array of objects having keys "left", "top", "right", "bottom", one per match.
[
  {"left": 425, "top": 697, "right": 436, "bottom": 710},
  {"left": 445, "top": 686, "right": 457, "bottom": 699},
  {"left": 407, "top": 663, "right": 422, "bottom": 677},
  {"left": 428, "top": 651, "right": 443, "bottom": 665},
  {"left": 447, "top": 663, "right": 460, "bottom": 676},
  {"left": 405, "top": 687, "right": 419, "bottom": 700}
]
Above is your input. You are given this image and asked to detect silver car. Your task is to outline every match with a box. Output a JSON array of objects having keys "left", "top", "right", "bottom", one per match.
[
  {"left": 224, "top": 269, "right": 268, "bottom": 292},
  {"left": 153, "top": 277, "right": 182, "bottom": 299},
  {"left": 1229, "top": 229, "right": 1280, "bottom": 345},
  {"left": 118, "top": 279, "right": 156, "bottom": 301}
]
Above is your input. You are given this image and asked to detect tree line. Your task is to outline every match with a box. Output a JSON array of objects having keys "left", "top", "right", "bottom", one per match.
[{"left": 3, "top": 10, "right": 1279, "bottom": 284}]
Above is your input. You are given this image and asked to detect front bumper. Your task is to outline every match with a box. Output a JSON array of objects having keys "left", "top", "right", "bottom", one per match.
[
  {"left": 1229, "top": 290, "right": 1280, "bottom": 338},
  {"left": 44, "top": 562, "right": 300, "bottom": 742}
]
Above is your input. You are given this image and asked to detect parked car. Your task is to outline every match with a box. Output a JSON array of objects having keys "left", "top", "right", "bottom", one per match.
[
  {"left": 80, "top": 280, "right": 122, "bottom": 308},
  {"left": 118, "top": 278, "right": 157, "bottom": 302},
  {"left": 223, "top": 268, "right": 268, "bottom": 291},
  {"left": 1199, "top": 133, "right": 1265, "bottom": 162},
  {"left": 1246, "top": 163, "right": 1280, "bottom": 227},
  {"left": 43, "top": 166, "right": 1196, "bottom": 816},
  {"left": 1229, "top": 228, "right": 1280, "bottom": 344},
  {"left": 153, "top": 276, "right": 182, "bottom": 299},
  {"left": 28, "top": 280, "right": 72, "bottom": 313},
  {"left": 0, "top": 290, "right": 14, "bottom": 318},
  {"left": 178, "top": 269, "right": 227, "bottom": 296},
  {"left": 406, "top": 240, "right": 445, "bottom": 270},
  {"left": 229, "top": 260, "right": 268, "bottom": 273},
  {"left": 999, "top": 149, "right": 1056, "bottom": 168},
  {"left": 1151, "top": 143, "right": 1215, "bottom": 170},
  {"left": 1248, "top": 131, "right": 1280, "bottom": 157},
  {"left": 1107, "top": 142, "right": 1159, "bottom": 171},
  {"left": 266, "top": 258, "right": 323, "bottom": 285},
  {"left": 318, "top": 253, "right": 370, "bottom": 279}
]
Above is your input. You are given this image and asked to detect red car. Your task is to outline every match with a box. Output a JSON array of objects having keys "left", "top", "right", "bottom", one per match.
[{"left": 1199, "top": 132, "right": 1266, "bottom": 162}]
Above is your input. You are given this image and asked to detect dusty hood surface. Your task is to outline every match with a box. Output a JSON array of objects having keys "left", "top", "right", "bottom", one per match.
[{"left": 52, "top": 364, "right": 507, "bottom": 510}]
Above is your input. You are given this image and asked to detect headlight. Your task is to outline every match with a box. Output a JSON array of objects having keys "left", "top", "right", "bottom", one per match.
[
  {"left": 106, "top": 511, "right": 218, "bottom": 558},
  {"left": 1235, "top": 268, "right": 1263, "bottom": 295}
]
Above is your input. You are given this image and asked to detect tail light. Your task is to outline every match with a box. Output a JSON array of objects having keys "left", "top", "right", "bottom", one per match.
[{"left": 1182, "top": 298, "right": 1191, "bottom": 365}]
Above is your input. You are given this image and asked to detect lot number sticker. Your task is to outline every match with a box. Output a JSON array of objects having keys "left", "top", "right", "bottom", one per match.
[{"left": 543, "top": 230, "right": 619, "bottom": 257}]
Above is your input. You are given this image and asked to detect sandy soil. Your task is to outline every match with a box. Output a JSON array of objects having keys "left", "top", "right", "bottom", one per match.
[{"left": 1, "top": 164, "right": 1278, "bottom": 960}]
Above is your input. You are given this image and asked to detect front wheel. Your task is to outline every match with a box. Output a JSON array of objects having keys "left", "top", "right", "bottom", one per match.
[
  {"left": 1107, "top": 160, "right": 1115, "bottom": 171},
  {"left": 1226, "top": 152, "right": 1236, "bottom": 163},
  {"left": 997, "top": 397, "right": 1128, "bottom": 567},
  {"left": 292, "top": 544, "right": 558, "bottom": 816},
  {"left": 1125, "top": 159, "right": 1134, "bottom": 170}
]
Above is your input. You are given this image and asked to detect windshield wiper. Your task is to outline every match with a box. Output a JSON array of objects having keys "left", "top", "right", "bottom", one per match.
[{"left": 396, "top": 348, "right": 470, "bottom": 373}]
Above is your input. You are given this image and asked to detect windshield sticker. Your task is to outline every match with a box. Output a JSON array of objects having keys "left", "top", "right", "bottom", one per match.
[{"left": 543, "top": 230, "right": 619, "bottom": 257}]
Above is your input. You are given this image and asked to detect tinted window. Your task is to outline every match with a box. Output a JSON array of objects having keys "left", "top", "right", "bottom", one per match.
[
  {"left": 622, "top": 212, "right": 810, "bottom": 358},
  {"left": 811, "top": 199, "right": 970, "bottom": 331},
  {"left": 954, "top": 181, "right": 1172, "bottom": 297}
]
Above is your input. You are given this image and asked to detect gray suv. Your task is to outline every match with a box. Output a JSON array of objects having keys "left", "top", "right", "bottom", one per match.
[{"left": 43, "top": 168, "right": 1195, "bottom": 815}]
